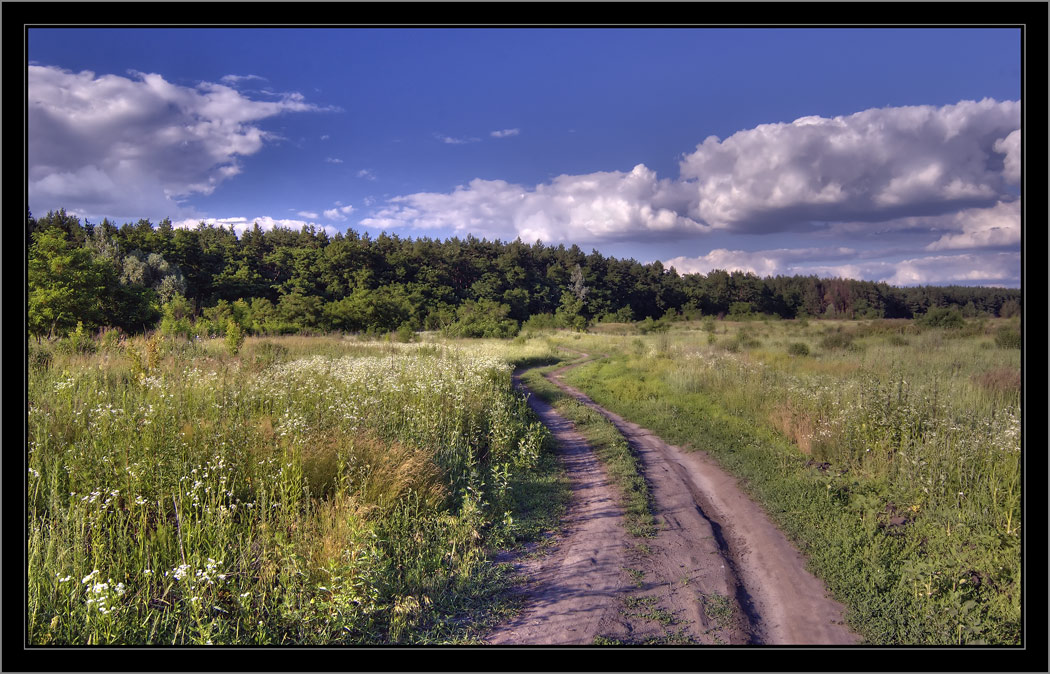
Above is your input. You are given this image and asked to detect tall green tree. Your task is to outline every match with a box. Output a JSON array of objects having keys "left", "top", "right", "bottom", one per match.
[{"left": 28, "top": 229, "right": 107, "bottom": 338}]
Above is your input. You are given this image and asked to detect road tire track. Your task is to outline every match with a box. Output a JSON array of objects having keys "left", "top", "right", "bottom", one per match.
[{"left": 486, "top": 352, "right": 859, "bottom": 645}]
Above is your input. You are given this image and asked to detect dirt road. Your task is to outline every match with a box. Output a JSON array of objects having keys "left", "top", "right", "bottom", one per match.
[{"left": 485, "top": 353, "right": 860, "bottom": 646}]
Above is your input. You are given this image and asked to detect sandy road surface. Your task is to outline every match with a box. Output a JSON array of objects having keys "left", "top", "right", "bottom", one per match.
[{"left": 485, "top": 353, "right": 859, "bottom": 645}]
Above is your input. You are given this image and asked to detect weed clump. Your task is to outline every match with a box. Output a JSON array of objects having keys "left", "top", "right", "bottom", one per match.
[{"left": 994, "top": 326, "right": 1021, "bottom": 349}]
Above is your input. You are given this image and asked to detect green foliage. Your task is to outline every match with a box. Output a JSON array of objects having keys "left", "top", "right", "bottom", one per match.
[
  {"left": 637, "top": 317, "right": 670, "bottom": 334},
  {"left": 559, "top": 324, "right": 1020, "bottom": 645},
  {"left": 27, "top": 228, "right": 107, "bottom": 338},
  {"left": 445, "top": 299, "right": 518, "bottom": 338},
  {"left": 26, "top": 339, "right": 569, "bottom": 644},
  {"left": 994, "top": 326, "right": 1021, "bottom": 349},
  {"left": 997, "top": 299, "right": 1020, "bottom": 318},
  {"left": 159, "top": 294, "right": 194, "bottom": 340},
  {"left": 521, "top": 312, "right": 560, "bottom": 332},
  {"left": 917, "top": 306, "right": 965, "bottom": 330},
  {"left": 787, "top": 342, "right": 810, "bottom": 357},
  {"left": 727, "top": 301, "right": 754, "bottom": 320},
  {"left": 224, "top": 319, "right": 245, "bottom": 356},
  {"left": 820, "top": 330, "right": 855, "bottom": 351},
  {"left": 59, "top": 321, "right": 97, "bottom": 355},
  {"left": 25, "top": 211, "right": 1023, "bottom": 340}
]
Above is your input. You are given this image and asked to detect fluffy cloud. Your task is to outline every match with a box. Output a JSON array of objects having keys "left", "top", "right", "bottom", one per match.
[
  {"left": 924, "top": 199, "right": 1020, "bottom": 251},
  {"left": 366, "top": 99, "right": 1019, "bottom": 253},
  {"left": 172, "top": 215, "right": 339, "bottom": 238},
  {"left": 665, "top": 247, "right": 857, "bottom": 277},
  {"left": 361, "top": 164, "right": 707, "bottom": 243},
  {"left": 678, "top": 98, "right": 1020, "bottom": 232},
  {"left": 663, "top": 246, "right": 1020, "bottom": 287},
  {"left": 994, "top": 129, "right": 1020, "bottom": 185},
  {"left": 490, "top": 128, "right": 520, "bottom": 138},
  {"left": 297, "top": 210, "right": 319, "bottom": 219},
  {"left": 324, "top": 205, "right": 355, "bottom": 221},
  {"left": 879, "top": 253, "right": 1020, "bottom": 286},
  {"left": 356, "top": 169, "right": 376, "bottom": 180},
  {"left": 28, "top": 65, "right": 333, "bottom": 220},
  {"left": 325, "top": 157, "right": 344, "bottom": 164}
]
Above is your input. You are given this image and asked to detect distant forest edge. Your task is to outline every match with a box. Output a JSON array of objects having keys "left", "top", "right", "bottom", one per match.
[{"left": 28, "top": 209, "right": 1022, "bottom": 340}]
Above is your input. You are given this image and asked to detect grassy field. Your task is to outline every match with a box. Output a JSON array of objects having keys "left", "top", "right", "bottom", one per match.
[
  {"left": 24, "top": 314, "right": 1023, "bottom": 645},
  {"left": 26, "top": 333, "right": 570, "bottom": 644},
  {"left": 557, "top": 316, "right": 1022, "bottom": 644}
]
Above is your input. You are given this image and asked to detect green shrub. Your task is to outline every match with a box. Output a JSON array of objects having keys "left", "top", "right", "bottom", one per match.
[
  {"left": 59, "top": 321, "right": 96, "bottom": 355},
  {"left": 820, "top": 330, "right": 854, "bottom": 350},
  {"left": 637, "top": 317, "right": 669, "bottom": 334},
  {"left": 994, "top": 326, "right": 1022, "bottom": 349},
  {"left": 787, "top": 342, "right": 810, "bottom": 357},
  {"left": 917, "top": 306, "right": 965, "bottom": 330},
  {"left": 225, "top": 319, "right": 245, "bottom": 356},
  {"left": 28, "top": 343, "right": 54, "bottom": 371}
]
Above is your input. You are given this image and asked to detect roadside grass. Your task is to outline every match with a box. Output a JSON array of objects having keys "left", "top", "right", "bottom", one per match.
[
  {"left": 518, "top": 355, "right": 657, "bottom": 539},
  {"left": 26, "top": 334, "right": 569, "bottom": 645},
  {"left": 557, "top": 320, "right": 1021, "bottom": 645}
]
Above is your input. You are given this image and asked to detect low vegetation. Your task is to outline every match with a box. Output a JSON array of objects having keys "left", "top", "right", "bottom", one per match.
[
  {"left": 557, "top": 316, "right": 1021, "bottom": 644},
  {"left": 26, "top": 334, "right": 570, "bottom": 644}
]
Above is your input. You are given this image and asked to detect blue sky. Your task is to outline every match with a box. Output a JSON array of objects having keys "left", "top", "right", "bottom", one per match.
[{"left": 28, "top": 27, "right": 1022, "bottom": 286}]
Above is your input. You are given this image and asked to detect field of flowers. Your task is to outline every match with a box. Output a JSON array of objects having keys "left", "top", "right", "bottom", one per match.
[
  {"left": 26, "top": 335, "right": 565, "bottom": 644},
  {"left": 560, "top": 317, "right": 1022, "bottom": 644}
]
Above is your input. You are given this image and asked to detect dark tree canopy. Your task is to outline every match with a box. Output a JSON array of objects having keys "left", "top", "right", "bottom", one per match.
[{"left": 26, "top": 210, "right": 1022, "bottom": 338}]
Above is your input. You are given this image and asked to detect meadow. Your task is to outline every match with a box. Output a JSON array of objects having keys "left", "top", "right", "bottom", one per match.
[
  {"left": 24, "top": 312, "right": 1023, "bottom": 645},
  {"left": 26, "top": 333, "right": 569, "bottom": 644},
  {"left": 558, "top": 315, "right": 1023, "bottom": 644}
]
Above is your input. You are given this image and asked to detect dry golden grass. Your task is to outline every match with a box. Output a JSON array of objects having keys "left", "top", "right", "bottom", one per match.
[
  {"left": 768, "top": 401, "right": 816, "bottom": 455},
  {"left": 973, "top": 366, "right": 1021, "bottom": 394}
]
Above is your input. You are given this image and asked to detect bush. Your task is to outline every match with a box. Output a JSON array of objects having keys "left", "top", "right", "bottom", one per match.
[
  {"left": 393, "top": 323, "right": 416, "bottom": 343},
  {"left": 994, "top": 326, "right": 1022, "bottom": 349},
  {"left": 225, "top": 319, "right": 245, "bottom": 356},
  {"left": 59, "top": 321, "right": 96, "bottom": 355},
  {"left": 521, "top": 313, "right": 560, "bottom": 332},
  {"left": 637, "top": 317, "right": 670, "bottom": 334},
  {"left": 28, "top": 343, "right": 54, "bottom": 371},
  {"left": 917, "top": 306, "right": 965, "bottom": 330},
  {"left": 728, "top": 301, "right": 754, "bottom": 320},
  {"left": 445, "top": 299, "right": 519, "bottom": 338},
  {"left": 820, "top": 330, "right": 854, "bottom": 350},
  {"left": 787, "top": 342, "right": 810, "bottom": 357}
]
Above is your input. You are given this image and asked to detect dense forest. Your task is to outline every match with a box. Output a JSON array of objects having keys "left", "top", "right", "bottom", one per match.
[{"left": 27, "top": 208, "right": 1022, "bottom": 340}]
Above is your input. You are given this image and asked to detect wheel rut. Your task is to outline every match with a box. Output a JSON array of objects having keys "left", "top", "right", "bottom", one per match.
[{"left": 485, "top": 351, "right": 860, "bottom": 646}]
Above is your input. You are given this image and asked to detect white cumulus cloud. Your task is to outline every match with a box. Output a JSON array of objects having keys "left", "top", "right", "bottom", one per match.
[
  {"left": 678, "top": 98, "right": 1020, "bottom": 231},
  {"left": 28, "top": 64, "right": 335, "bottom": 220},
  {"left": 172, "top": 216, "right": 339, "bottom": 238},
  {"left": 324, "top": 205, "right": 355, "bottom": 221},
  {"left": 490, "top": 128, "right": 520, "bottom": 138},
  {"left": 361, "top": 164, "right": 707, "bottom": 243},
  {"left": 924, "top": 200, "right": 1020, "bottom": 251}
]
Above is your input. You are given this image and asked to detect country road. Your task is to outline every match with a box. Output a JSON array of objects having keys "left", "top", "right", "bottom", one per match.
[{"left": 485, "top": 352, "right": 860, "bottom": 646}]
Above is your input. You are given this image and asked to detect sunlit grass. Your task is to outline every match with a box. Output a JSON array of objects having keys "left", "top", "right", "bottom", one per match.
[
  {"left": 27, "top": 333, "right": 567, "bottom": 644},
  {"left": 557, "top": 317, "right": 1021, "bottom": 644}
]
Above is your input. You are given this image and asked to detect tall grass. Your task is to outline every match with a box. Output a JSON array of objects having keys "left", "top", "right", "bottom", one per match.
[
  {"left": 559, "top": 319, "right": 1021, "bottom": 644},
  {"left": 26, "top": 334, "right": 564, "bottom": 644}
]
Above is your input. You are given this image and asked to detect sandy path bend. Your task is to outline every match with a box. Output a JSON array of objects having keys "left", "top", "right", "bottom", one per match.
[{"left": 547, "top": 352, "right": 860, "bottom": 646}]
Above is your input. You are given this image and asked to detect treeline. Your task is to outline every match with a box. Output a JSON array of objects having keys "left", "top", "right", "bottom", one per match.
[{"left": 27, "top": 208, "right": 1022, "bottom": 339}]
